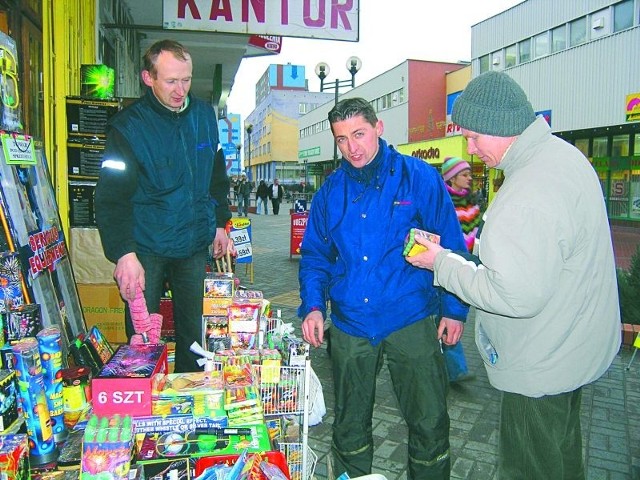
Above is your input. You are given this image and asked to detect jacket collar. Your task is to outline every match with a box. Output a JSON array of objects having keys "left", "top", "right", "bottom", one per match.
[
  {"left": 144, "top": 88, "right": 193, "bottom": 118},
  {"left": 341, "top": 138, "right": 389, "bottom": 185}
]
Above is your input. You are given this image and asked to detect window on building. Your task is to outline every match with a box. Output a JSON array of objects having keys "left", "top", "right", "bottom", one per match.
[
  {"left": 574, "top": 138, "right": 589, "bottom": 157},
  {"left": 533, "top": 32, "right": 550, "bottom": 58},
  {"left": 569, "top": 17, "right": 587, "bottom": 46},
  {"left": 479, "top": 54, "right": 490, "bottom": 73},
  {"left": 519, "top": 39, "right": 531, "bottom": 63},
  {"left": 634, "top": 133, "right": 640, "bottom": 156},
  {"left": 551, "top": 25, "right": 567, "bottom": 52},
  {"left": 612, "top": 134, "right": 630, "bottom": 156},
  {"left": 614, "top": 0, "right": 634, "bottom": 32},
  {"left": 505, "top": 44, "right": 517, "bottom": 67},
  {"left": 491, "top": 52, "right": 502, "bottom": 70},
  {"left": 593, "top": 136, "right": 608, "bottom": 157}
]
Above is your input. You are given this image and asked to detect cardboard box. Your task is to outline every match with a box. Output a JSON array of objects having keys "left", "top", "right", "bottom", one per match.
[
  {"left": 92, "top": 344, "right": 168, "bottom": 417},
  {"left": 70, "top": 228, "right": 115, "bottom": 284},
  {"left": 0, "top": 434, "right": 29, "bottom": 480},
  {"left": 77, "top": 283, "right": 127, "bottom": 344}
]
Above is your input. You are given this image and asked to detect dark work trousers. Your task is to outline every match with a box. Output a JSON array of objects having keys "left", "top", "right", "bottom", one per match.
[
  {"left": 499, "top": 388, "right": 584, "bottom": 480},
  {"left": 124, "top": 250, "right": 207, "bottom": 373},
  {"left": 271, "top": 198, "right": 281, "bottom": 215},
  {"left": 330, "top": 316, "right": 450, "bottom": 479}
]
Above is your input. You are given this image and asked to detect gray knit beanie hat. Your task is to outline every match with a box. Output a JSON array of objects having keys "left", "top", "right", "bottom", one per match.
[{"left": 452, "top": 71, "right": 536, "bottom": 137}]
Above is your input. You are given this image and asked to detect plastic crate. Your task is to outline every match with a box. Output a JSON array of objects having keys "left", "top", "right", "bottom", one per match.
[{"left": 194, "top": 450, "right": 290, "bottom": 479}]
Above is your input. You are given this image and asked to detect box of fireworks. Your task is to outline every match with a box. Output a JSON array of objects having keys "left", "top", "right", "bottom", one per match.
[
  {"left": 151, "top": 370, "right": 225, "bottom": 418},
  {"left": 6, "top": 304, "right": 41, "bottom": 342},
  {"left": 135, "top": 453, "right": 192, "bottom": 480},
  {"left": 233, "top": 289, "right": 263, "bottom": 305},
  {"left": 203, "top": 272, "right": 235, "bottom": 298},
  {"left": 91, "top": 344, "right": 168, "bottom": 417},
  {"left": 56, "top": 427, "right": 84, "bottom": 470},
  {"left": 132, "top": 413, "right": 227, "bottom": 436},
  {"left": 202, "top": 297, "right": 232, "bottom": 316},
  {"left": 259, "top": 349, "right": 282, "bottom": 384},
  {"left": 0, "top": 434, "right": 29, "bottom": 480},
  {"left": 0, "top": 345, "right": 15, "bottom": 371},
  {"left": 284, "top": 337, "right": 310, "bottom": 366},
  {"left": 69, "top": 334, "right": 103, "bottom": 376},
  {"left": 70, "top": 228, "right": 116, "bottom": 284},
  {"left": 80, "top": 64, "right": 115, "bottom": 100},
  {"left": 140, "top": 423, "right": 271, "bottom": 462},
  {"left": 0, "top": 252, "right": 25, "bottom": 316},
  {"left": 203, "top": 315, "right": 230, "bottom": 352},
  {"left": 86, "top": 325, "right": 115, "bottom": 365},
  {"left": 194, "top": 450, "right": 290, "bottom": 479},
  {"left": 69, "top": 181, "right": 97, "bottom": 227},
  {"left": 61, "top": 366, "right": 92, "bottom": 429},
  {"left": 81, "top": 414, "right": 135, "bottom": 480},
  {"left": 66, "top": 96, "right": 120, "bottom": 137},
  {"left": 0, "top": 369, "right": 18, "bottom": 432},
  {"left": 228, "top": 303, "right": 260, "bottom": 333},
  {"left": 77, "top": 283, "right": 128, "bottom": 345},
  {"left": 403, "top": 227, "right": 441, "bottom": 257},
  {"left": 67, "top": 139, "right": 105, "bottom": 178},
  {"left": 159, "top": 297, "right": 174, "bottom": 340}
]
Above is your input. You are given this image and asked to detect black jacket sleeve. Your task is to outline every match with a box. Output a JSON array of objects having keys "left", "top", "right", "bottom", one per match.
[
  {"left": 94, "top": 128, "right": 139, "bottom": 263},
  {"left": 211, "top": 148, "right": 232, "bottom": 228}
]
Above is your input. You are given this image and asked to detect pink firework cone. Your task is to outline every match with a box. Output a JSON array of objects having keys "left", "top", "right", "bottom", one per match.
[{"left": 128, "top": 285, "right": 163, "bottom": 344}]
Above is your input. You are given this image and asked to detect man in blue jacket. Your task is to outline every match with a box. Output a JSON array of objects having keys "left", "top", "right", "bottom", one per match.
[
  {"left": 95, "top": 40, "right": 231, "bottom": 372},
  {"left": 298, "top": 98, "right": 468, "bottom": 479}
]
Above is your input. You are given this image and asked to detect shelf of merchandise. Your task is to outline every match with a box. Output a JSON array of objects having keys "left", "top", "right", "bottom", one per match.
[{"left": 252, "top": 357, "right": 318, "bottom": 480}]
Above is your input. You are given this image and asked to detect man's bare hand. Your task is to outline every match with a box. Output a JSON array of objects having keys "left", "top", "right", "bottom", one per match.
[
  {"left": 212, "top": 227, "right": 229, "bottom": 259},
  {"left": 302, "top": 310, "right": 325, "bottom": 348},
  {"left": 405, "top": 237, "right": 443, "bottom": 270},
  {"left": 438, "top": 317, "right": 464, "bottom": 345},
  {"left": 114, "top": 253, "right": 145, "bottom": 302}
]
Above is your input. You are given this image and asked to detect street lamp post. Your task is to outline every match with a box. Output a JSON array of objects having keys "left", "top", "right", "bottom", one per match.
[
  {"left": 245, "top": 124, "right": 253, "bottom": 181},
  {"left": 315, "top": 57, "right": 362, "bottom": 170}
]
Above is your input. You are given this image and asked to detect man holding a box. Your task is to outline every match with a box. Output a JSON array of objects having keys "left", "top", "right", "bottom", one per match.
[{"left": 95, "top": 39, "right": 231, "bottom": 372}]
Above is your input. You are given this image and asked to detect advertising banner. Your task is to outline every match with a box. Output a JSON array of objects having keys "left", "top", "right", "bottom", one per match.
[{"left": 290, "top": 212, "right": 308, "bottom": 258}]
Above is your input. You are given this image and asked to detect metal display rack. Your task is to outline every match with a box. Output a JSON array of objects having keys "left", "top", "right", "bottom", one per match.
[{"left": 252, "top": 358, "right": 318, "bottom": 480}]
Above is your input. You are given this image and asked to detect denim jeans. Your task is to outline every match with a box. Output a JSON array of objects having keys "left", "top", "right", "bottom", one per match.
[
  {"left": 257, "top": 197, "right": 268, "bottom": 214},
  {"left": 124, "top": 250, "right": 207, "bottom": 373}
]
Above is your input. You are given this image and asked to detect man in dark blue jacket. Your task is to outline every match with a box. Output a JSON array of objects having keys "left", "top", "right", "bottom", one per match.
[
  {"left": 95, "top": 40, "right": 231, "bottom": 372},
  {"left": 299, "top": 98, "right": 468, "bottom": 479}
]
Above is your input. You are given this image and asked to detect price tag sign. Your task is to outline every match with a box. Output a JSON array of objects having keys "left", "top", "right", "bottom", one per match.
[{"left": 1, "top": 133, "right": 36, "bottom": 165}]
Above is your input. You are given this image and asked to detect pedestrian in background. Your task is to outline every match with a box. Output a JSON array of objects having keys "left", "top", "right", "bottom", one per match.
[
  {"left": 256, "top": 179, "right": 269, "bottom": 215},
  {"left": 407, "top": 71, "right": 620, "bottom": 479},
  {"left": 299, "top": 97, "right": 468, "bottom": 479},
  {"left": 95, "top": 39, "right": 231, "bottom": 373},
  {"left": 268, "top": 178, "right": 284, "bottom": 215},
  {"left": 236, "top": 173, "right": 252, "bottom": 216},
  {"left": 439, "top": 156, "right": 482, "bottom": 383}
]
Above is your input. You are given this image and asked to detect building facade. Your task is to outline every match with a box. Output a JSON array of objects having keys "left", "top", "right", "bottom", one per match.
[
  {"left": 245, "top": 64, "right": 333, "bottom": 186},
  {"left": 471, "top": 0, "right": 640, "bottom": 224},
  {"left": 298, "top": 59, "right": 469, "bottom": 186}
]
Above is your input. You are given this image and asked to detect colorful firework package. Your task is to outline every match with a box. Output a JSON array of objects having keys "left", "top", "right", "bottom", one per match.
[
  {"left": 0, "top": 252, "right": 25, "bottom": 316},
  {"left": 36, "top": 326, "right": 68, "bottom": 443},
  {"left": 91, "top": 343, "right": 168, "bottom": 417},
  {"left": 0, "top": 369, "right": 18, "bottom": 432},
  {"left": 6, "top": 303, "right": 41, "bottom": 343},
  {"left": 10, "top": 337, "right": 58, "bottom": 466},
  {"left": 0, "top": 434, "right": 29, "bottom": 480},
  {"left": 81, "top": 414, "right": 134, "bottom": 480}
]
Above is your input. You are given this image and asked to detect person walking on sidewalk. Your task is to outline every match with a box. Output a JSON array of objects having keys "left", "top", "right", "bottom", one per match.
[
  {"left": 236, "top": 173, "right": 252, "bottom": 216},
  {"left": 439, "top": 156, "right": 482, "bottom": 383},
  {"left": 95, "top": 39, "right": 231, "bottom": 373},
  {"left": 407, "top": 71, "right": 620, "bottom": 479},
  {"left": 298, "top": 97, "right": 468, "bottom": 479},
  {"left": 256, "top": 179, "right": 269, "bottom": 215},
  {"left": 268, "top": 178, "right": 284, "bottom": 215}
]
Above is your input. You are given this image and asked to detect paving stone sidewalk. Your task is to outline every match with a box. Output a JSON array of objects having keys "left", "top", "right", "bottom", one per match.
[{"left": 234, "top": 210, "right": 640, "bottom": 480}]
